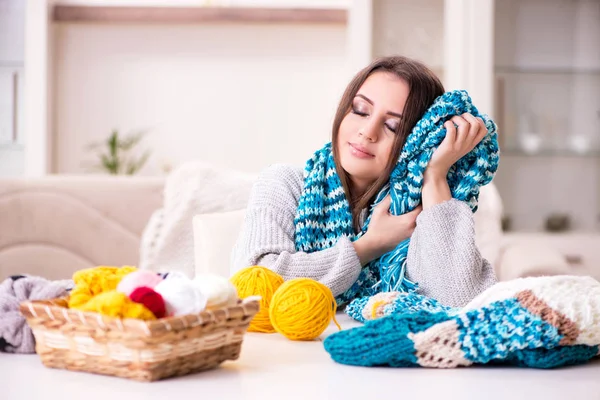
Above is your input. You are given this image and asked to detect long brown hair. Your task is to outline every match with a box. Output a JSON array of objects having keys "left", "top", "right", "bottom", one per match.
[{"left": 331, "top": 56, "right": 445, "bottom": 231}]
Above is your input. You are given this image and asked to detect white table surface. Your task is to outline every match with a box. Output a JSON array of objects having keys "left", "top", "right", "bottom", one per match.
[{"left": 2, "top": 313, "right": 600, "bottom": 400}]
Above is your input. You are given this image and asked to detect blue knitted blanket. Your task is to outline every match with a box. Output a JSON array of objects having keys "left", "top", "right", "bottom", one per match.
[
  {"left": 323, "top": 276, "right": 600, "bottom": 369},
  {"left": 294, "top": 90, "right": 499, "bottom": 306}
]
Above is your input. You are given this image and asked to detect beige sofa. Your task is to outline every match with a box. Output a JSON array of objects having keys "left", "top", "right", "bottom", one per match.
[
  {"left": 0, "top": 168, "right": 570, "bottom": 282},
  {"left": 0, "top": 175, "right": 164, "bottom": 280}
]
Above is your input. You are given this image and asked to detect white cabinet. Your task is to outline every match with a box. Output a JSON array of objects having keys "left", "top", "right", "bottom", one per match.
[
  {"left": 493, "top": 0, "right": 600, "bottom": 232},
  {"left": 494, "top": 0, "right": 600, "bottom": 156}
]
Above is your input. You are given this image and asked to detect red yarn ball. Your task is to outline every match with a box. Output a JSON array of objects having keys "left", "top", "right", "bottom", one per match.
[{"left": 129, "top": 286, "right": 166, "bottom": 319}]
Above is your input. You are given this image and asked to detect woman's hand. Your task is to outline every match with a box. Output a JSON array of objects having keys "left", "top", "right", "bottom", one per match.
[
  {"left": 426, "top": 113, "right": 488, "bottom": 178},
  {"left": 421, "top": 113, "right": 488, "bottom": 210},
  {"left": 353, "top": 195, "right": 422, "bottom": 265}
]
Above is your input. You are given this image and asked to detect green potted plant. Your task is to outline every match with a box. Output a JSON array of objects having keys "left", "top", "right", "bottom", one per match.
[{"left": 87, "top": 130, "right": 151, "bottom": 175}]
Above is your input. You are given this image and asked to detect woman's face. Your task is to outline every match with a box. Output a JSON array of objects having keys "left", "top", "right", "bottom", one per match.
[{"left": 337, "top": 71, "right": 409, "bottom": 193}]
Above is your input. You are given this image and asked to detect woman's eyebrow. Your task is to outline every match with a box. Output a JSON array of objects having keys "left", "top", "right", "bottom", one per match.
[{"left": 356, "top": 94, "right": 402, "bottom": 118}]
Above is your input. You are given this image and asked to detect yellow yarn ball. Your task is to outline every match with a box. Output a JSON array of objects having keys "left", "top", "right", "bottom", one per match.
[
  {"left": 230, "top": 266, "right": 284, "bottom": 333},
  {"left": 77, "top": 290, "right": 156, "bottom": 320},
  {"left": 269, "top": 278, "right": 340, "bottom": 341},
  {"left": 69, "top": 265, "right": 137, "bottom": 309}
]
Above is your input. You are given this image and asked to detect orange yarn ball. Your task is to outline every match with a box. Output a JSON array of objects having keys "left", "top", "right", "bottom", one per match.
[{"left": 230, "top": 266, "right": 284, "bottom": 333}]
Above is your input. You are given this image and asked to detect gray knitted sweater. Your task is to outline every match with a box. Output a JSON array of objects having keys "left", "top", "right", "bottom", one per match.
[{"left": 231, "top": 164, "right": 497, "bottom": 307}]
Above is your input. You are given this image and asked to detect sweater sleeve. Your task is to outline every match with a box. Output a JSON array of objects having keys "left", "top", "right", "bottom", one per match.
[
  {"left": 231, "top": 164, "right": 363, "bottom": 297},
  {"left": 406, "top": 198, "right": 498, "bottom": 307}
]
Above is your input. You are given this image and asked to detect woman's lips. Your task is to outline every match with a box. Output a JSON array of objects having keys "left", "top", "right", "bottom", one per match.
[{"left": 349, "top": 143, "right": 375, "bottom": 158}]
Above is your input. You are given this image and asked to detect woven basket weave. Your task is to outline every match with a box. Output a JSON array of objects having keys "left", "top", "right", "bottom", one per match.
[{"left": 19, "top": 296, "right": 260, "bottom": 382}]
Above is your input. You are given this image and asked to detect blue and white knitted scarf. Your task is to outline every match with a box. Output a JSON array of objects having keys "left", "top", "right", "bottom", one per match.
[
  {"left": 324, "top": 276, "right": 600, "bottom": 369},
  {"left": 293, "top": 90, "right": 499, "bottom": 306}
]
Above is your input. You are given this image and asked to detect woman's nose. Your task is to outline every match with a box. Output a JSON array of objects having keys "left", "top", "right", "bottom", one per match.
[{"left": 359, "top": 120, "right": 377, "bottom": 142}]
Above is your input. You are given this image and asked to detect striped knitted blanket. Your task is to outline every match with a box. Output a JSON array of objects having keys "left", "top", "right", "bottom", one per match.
[
  {"left": 293, "top": 90, "right": 499, "bottom": 306},
  {"left": 324, "top": 276, "right": 600, "bottom": 368}
]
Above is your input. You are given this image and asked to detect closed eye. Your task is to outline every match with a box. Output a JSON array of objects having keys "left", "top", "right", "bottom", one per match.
[{"left": 352, "top": 107, "right": 368, "bottom": 117}]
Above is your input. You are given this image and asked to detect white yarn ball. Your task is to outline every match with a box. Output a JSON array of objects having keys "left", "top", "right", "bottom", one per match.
[
  {"left": 193, "top": 274, "right": 238, "bottom": 309},
  {"left": 162, "top": 271, "right": 189, "bottom": 281},
  {"left": 154, "top": 277, "right": 207, "bottom": 316}
]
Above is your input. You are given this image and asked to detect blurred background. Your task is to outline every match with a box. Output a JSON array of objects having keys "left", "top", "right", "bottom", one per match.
[{"left": 0, "top": 0, "right": 599, "bottom": 277}]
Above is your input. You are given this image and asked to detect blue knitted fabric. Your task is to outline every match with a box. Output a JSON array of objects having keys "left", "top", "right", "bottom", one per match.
[
  {"left": 345, "top": 291, "right": 457, "bottom": 323},
  {"left": 294, "top": 90, "right": 499, "bottom": 306},
  {"left": 323, "top": 276, "right": 600, "bottom": 369}
]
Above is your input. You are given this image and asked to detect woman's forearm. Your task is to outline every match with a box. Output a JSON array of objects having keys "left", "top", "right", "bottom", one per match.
[{"left": 405, "top": 199, "right": 497, "bottom": 307}]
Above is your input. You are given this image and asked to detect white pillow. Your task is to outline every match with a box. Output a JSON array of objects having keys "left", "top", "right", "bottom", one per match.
[
  {"left": 496, "top": 243, "right": 569, "bottom": 281},
  {"left": 139, "top": 161, "right": 256, "bottom": 277},
  {"left": 473, "top": 182, "right": 504, "bottom": 269},
  {"left": 193, "top": 209, "right": 246, "bottom": 278}
]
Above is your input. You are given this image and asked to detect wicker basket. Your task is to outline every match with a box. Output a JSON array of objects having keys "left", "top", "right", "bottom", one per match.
[{"left": 19, "top": 296, "right": 260, "bottom": 382}]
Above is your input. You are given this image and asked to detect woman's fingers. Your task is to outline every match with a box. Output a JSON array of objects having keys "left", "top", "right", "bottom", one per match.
[
  {"left": 443, "top": 120, "right": 457, "bottom": 144},
  {"left": 408, "top": 204, "right": 422, "bottom": 217},
  {"left": 462, "top": 113, "right": 482, "bottom": 147},
  {"left": 476, "top": 117, "right": 488, "bottom": 142},
  {"left": 375, "top": 195, "right": 392, "bottom": 215},
  {"left": 451, "top": 115, "right": 469, "bottom": 146}
]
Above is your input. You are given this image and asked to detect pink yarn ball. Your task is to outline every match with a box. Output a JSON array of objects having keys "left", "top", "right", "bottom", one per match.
[{"left": 117, "top": 270, "right": 163, "bottom": 297}]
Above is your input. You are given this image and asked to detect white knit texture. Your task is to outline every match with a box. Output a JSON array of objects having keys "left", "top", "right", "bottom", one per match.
[
  {"left": 463, "top": 275, "right": 600, "bottom": 346},
  {"left": 139, "top": 162, "right": 257, "bottom": 277}
]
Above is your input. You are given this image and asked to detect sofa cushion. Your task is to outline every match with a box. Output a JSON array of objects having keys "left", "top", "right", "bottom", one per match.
[
  {"left": 473, "top": 182, "right": 503, "bottom": 270},
  {"left": 0, "top": 176, "right": 163, "bottom": 280},
  {"left": 193, "top": 209, "right": 246, "bottom": 277},
  {"left": 496, "top": 242, "right": 570, "bottom": 281}
]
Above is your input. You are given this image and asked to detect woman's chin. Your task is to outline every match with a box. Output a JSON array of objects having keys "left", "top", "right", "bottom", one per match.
[{"left": 340, "top": 161, "right": 378, "bottom": 182}]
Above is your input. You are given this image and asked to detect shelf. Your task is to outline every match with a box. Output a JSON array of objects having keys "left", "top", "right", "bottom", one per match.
[
  {"left": 501, "top": 149, "right": 600, "bottom": 158},
  {"left": 495, "top": 66, "right": 600, "bottom": 76},
  {"left": 52, "top": 4, "right": 348, "bottom": 24},
  {"left": 52, "top": 0, "right": 349, "bottom": 7},
  {"left": 0, "top": 62, "right": 24, "bottom": 68},
  {"left": 0, "top": 143, "right": 24, "bottom": 151}
]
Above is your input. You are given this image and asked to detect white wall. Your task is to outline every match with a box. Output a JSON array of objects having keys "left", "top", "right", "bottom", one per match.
[
  {"left": 0, "top": 0, "right": 25, "bottom": 62},
  {"left": 0, "top": 145, "right": 24, "bottom": 177},
  {"left": 494, "top": 0, "right": 600, "bottom": 231},
  {"left": 52, "top": 22, "right": 349, "bottom": 175},
  {"left": 0, "top": 0, "right": 25, "bottom": 176},
  {"left": 372, "top": 0, "right": 444, "bottom": 72}
]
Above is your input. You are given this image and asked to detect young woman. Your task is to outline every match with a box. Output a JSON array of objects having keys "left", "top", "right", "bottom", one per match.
[{"left": 232, "top": 56, "right": 497, "bottom": 307}]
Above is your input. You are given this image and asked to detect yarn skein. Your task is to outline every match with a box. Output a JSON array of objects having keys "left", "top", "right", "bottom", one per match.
[
  {"left": 69, "top": 266, "right": 137, "bottom": 310},
  {"left": 193, "top": 273, "right": 238, "bottom": 309},
  {"left": 129, "top": 287, "right": 166, "bottom": 318},
  {"left": 77, "top": 291, "right": 156, "bottom": 320},
  {"left": 270, "top": 278, "right": 340, "bottom": 341},
  {"left": 230, "top": 266, "right": 284, "bottom": 333},
  {"left": 154, "top": 277, "right": 207, "bottom": 316}
]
